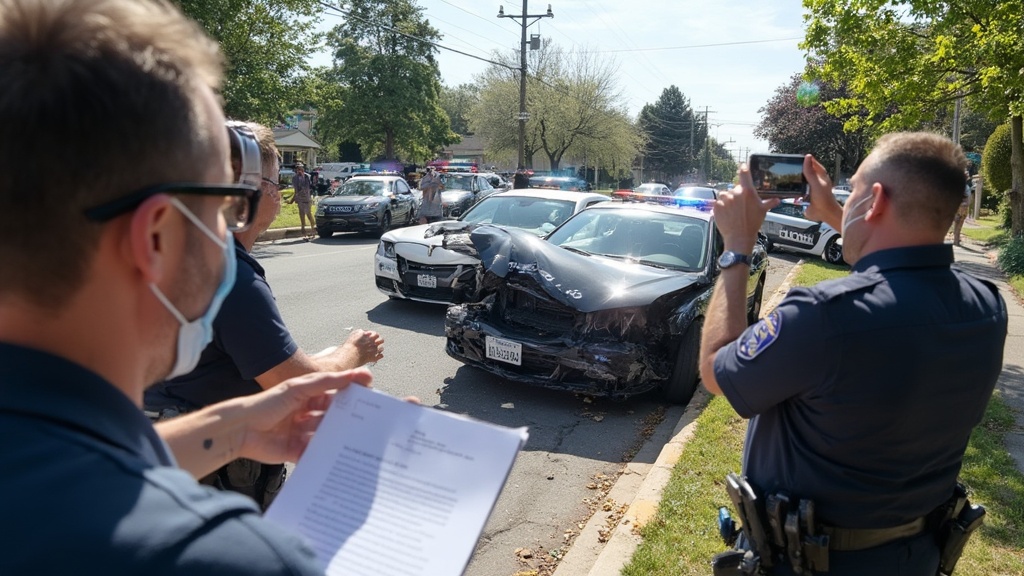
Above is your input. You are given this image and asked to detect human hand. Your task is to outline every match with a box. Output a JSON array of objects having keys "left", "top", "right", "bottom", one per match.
[
  {"left": 342, "top": 328, "right": 385, "bottom": 365},
  {"left": 802, "top": 155, "right": 843, "bottom": 229},
  {"left": 715, "top": 166, "right": 780, "bottom": 254},
  {"left": 237, "top": 368, "right": 373, "bottom": 464}
]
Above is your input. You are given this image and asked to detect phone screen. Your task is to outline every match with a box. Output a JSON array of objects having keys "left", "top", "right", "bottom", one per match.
[{"left": 748, "top": 154, "right": 807, "bottom": 197}]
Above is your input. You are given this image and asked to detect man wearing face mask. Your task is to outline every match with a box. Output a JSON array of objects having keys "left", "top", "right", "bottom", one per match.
[
  {"left": 145, "top": 121, "right": 385, "bottom": 510},
  {"left": 0, "top": 0, "right": 370, "bottom": 573},
  {"left": 698, "top": 132, "right": 1007, "bottom": 575}
]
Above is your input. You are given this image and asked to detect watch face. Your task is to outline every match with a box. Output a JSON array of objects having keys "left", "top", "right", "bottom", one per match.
[{"left": 719, "top": 251, "right": 749, "bottom": 268}]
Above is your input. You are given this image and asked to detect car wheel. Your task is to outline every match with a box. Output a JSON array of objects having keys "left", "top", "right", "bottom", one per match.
[
  {"left": 824, "top": 236, "right": 843, "bottom": 264},
  {"left": 316, "top": 227, "right": 332, "bottom": 239},
  {"left": 747, "top": 274, "right": 765, "bottom": 326},
  {"left": 379, "top": 211, "right": 392, "bottom": 234},
  {"left": 661, "top": 318, "right": 702, "bottom": 405}
]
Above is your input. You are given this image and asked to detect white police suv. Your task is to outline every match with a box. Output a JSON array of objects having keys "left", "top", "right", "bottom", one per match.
[{"left": 760, "top": 200, "right": 844, "bottom": 264}]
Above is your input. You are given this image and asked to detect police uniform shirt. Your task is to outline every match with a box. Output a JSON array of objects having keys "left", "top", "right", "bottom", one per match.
[
  {"left": 146, "top": 240, "right": 299, "bottom": 411},
  {"left": 0, "top": 343, "right": 321, "bottom": 575},
  {"left": 714, "top": 244, "right": 1006, "bottom": 529}
]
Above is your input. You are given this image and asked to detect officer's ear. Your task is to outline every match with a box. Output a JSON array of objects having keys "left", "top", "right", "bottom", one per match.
[
  {"left": 127, "top": 194, "right": 179, "bottom": 285},
  {"left": 864, "top": 182, "right": 888, "bottom": 223}
]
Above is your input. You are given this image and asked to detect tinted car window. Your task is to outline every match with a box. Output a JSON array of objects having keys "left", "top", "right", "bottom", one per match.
[{"left": 337, "top": 180, "right": 386, "bottom": 196}]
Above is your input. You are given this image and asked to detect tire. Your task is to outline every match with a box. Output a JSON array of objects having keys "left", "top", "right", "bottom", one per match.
[
  {"left": 661, "top": 318, "right": 702, "bottom": 405},
  {"left": 378, "top": 211, "right": 392, "bottom": 234},
  {"left": 747, "top": 274, "right": 765, "bottom": 326},
  {"left": 316, "top": 228, "right": 332, "bottom": 239},
  {"left": 823, "top": 235, "right": 843, "bottom": 264}
]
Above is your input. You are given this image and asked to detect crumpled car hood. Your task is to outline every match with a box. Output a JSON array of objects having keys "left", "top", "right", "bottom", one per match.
[{"left": 464, "top": 225, "right": 704, "bottom": 313}]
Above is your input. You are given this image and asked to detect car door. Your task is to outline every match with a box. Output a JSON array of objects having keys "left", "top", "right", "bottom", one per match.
[
  {"left": 764, "top": 204, "right": 828, "bottom": 252},
  {"left": 394, "top": 179, "right": 413, "bottom": 219}
]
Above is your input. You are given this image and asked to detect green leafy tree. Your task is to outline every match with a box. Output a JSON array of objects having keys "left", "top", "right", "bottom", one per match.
[
  {"left": 176, "top": 0, "right": 321, "bottom": 124},
  {"left": 638, "top": 86, "right": 705, "bottom": 183},
  {"left": 701, "top": 139, "right": 738, "bottom": 183},
  {"left": 754, "top": 73, "right": 870, "bottom": 178},
  {"left": 324, "top": 0, "right": 456, "bottom": 161},
  {"left": 471, "top": 42, "right": 640, "bottom": 171},
  {"left": 802, "top": 0, "right": 1024, "bottom": 235},
  {"left": 440, "top": 83, "right": 480, "bottom": 135}
]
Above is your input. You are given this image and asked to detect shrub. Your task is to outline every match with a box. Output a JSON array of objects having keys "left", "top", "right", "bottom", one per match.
[
  {"left": 982, "top": 123, "right": 1012, "bottom": 194},
  {"left": 998, "top": 235, "right": 1024, "bottom": 277},
  {"left": 999, "top": 196, "right": 1013, "bottom": 231}
]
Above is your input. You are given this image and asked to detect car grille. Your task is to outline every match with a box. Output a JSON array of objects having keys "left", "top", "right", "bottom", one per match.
[
  {"left": 496, "top": 286, "right": 577, "bottom": 336},
  {"left": 398, "top": 258, "right": 476, "bottom": 301}
]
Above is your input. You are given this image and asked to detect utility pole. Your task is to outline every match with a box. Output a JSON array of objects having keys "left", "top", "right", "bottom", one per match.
[{"left": 498, "top": 3, "right": 553, "bottom": 169}]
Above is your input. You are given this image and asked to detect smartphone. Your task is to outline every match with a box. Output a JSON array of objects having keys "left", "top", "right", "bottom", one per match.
[{"left": 748, "top": 153, "right": 808, "bottom": 197}]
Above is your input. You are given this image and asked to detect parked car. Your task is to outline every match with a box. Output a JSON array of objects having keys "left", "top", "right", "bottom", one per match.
[
  {"left": 672, "top": 186, "right": 718, "bottom": 201},
  {"left": 315, "top": 174, "right": 417, "bottom": 237},
  {"left": 375, "top": 190, "right": 610, "bottom": 303},
  {"left": 444, "top": 201, "right": 769, "bottom": 404},
  {"left": 761, "top": 200, "right": 844, "bottom": 264},
  {"left": 438, "top": 173, "right": 498, "bottom": 217},
  {"left": 479, "top": 172, "right": 511, "bottom": 191},
  {"left": 528, "top": 175, "right": 590, "bottom": 191}
]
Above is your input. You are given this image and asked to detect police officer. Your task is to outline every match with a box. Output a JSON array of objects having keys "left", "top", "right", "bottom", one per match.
[
  {"left": 0, "top": 1, "right": 373, "bottom": 573},
  {"left": 700, "top": 132, "right": 1007, "bottom": 575},
  {"left": 145, "top": 122, "right": 384, "bottom": 511}
]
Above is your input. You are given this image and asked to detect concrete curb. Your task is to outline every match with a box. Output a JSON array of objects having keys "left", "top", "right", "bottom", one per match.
[
  {"left": 551, "top": 261, "right": 807, "bottom": 576},
  {"left": 257, "top": 226, "right": 311, "bottom": 242}
]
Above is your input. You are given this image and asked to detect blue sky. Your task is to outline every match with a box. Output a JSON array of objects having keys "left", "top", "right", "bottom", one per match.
[{"left": 312, "top": 0, "right": 811, "bottom": 161}]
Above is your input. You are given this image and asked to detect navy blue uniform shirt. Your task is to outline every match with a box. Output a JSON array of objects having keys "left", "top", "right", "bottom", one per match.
[
  {"left": 146, "top": 241, "right": 298, "bottom": 411},
  {"left": 0, "top": 343, "right": 321, "bottom": 575},
  {"left": 715, "top": 244, "right": 1006, "bottom": 529}
]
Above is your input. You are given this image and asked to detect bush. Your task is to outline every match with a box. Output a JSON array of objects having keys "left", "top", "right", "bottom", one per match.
[
  {"left": 999, "top": 196, "right": 1013, "bottom": 230},
  {"left": 982, "top": 123, "right": 1012, "bottom": 195},
  {"left": 998, "top": 235, "right": 1024, "bottom": 276}
]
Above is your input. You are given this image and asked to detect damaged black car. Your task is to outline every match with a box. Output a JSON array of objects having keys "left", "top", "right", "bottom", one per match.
[{"left": 444, "top": 202, "right": 769, "bottom": 404}]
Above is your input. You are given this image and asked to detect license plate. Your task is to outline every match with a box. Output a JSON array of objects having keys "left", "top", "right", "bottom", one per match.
[
  {"left": 416, "top": 274, "right": 437, "bottom": 288},
  {"left": 486, "top": 336, "right": 522, "bottom": 366},
  {"left": 330, "top": 205, "right": 353, "bottom": 213}
]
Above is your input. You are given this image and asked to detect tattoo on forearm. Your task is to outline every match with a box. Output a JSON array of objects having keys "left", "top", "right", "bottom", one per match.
[{"left": 203, "top": 438, "right": 213, "bottom": 450}]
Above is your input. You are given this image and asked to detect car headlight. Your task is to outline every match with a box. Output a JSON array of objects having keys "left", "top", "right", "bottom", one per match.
[
  {"left": 382, "top": 241, "right": 396, "bottom": 258},
  {"left": 364, "top": 202, "right": 381, "bottom": 211}
]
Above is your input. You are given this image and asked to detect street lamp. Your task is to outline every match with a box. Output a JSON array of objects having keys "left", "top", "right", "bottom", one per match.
[{"left": 498, "top": 2, "right": 553, "bottom": 169}]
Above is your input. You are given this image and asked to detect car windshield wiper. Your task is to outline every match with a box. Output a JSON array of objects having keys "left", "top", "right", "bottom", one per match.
[
  {"left": 560, "top": 246, "right": 592, "bottom": 256},
  {"left": 635, "top": 259, "right": 670, "bottom": 270}
]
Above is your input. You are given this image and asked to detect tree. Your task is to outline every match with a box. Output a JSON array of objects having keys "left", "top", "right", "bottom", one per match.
[
  {"left": 637, "top": 86, "right": 705, "bottom": 182},
  {"left": 754, "top": 74, "right": 870, "bottom": 178},
  {"left": 471, "top": 42, "right": 641, "bottom": 171},
  {"left": 176, "top": 0, "right": 321, "bottom": 124},
  {"left": 702, "top": 139, "right": 738, "bottom": 183},
  {"left": 440, "top": 83, "right": 480, "bottom": 135},
  {"left": 324, "top": 0, "right": 457, "bottom": 161},
  {"left": 803, "top": 0, "right": 1024, "bottom": 235}
]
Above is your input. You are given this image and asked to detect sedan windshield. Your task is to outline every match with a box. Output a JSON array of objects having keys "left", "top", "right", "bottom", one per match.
[
  {"left": 337, "top": 180, "right": 386, "bottom": 197},
  {"left": 444, "top": 176, "right": 475, "bottom": 191},
  {"left": 461, "top": 196, "right": 577, "bottom": 236},
  {"left": 547, "top": 210, "right": 709, "bottom": 271}
]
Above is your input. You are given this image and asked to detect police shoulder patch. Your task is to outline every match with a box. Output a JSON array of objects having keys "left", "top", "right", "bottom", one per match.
[{"left": 737, "top": 309, "right": 782, "bottom": 361}]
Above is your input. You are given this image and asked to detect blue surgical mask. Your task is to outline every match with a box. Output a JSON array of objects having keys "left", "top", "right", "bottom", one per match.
[
  {"left": 841, "top": 193, "right": 875, "bottom": 237},
  {"left": 151, "top": 197, "right": 237, "bottom": 379}
]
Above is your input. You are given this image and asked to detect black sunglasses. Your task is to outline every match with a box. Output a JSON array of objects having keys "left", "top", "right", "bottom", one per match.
[{"left": 83, "top": 182, "right": 261, "bottom": 232}]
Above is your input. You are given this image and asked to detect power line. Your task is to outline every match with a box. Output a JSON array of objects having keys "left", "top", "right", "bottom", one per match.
[
  {"left": 437, "top": 0, "right": 516, "bottom": 35},
  {"left": 587, "top": 37, "right": 803, "bottom": 54}
]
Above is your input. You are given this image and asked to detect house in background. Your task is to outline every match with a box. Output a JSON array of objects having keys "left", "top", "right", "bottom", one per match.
[{"left": 273, "top": 128, "right": 321, "bottom": 167}]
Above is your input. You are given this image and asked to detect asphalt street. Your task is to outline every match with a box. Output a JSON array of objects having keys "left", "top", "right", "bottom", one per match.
[{"left": 252, "top": 230, "right": 798, "bottom": 576}]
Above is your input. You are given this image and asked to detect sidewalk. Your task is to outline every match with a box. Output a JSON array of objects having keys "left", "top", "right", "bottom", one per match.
[{"left": 554, "top": 237, "right": 1024, "bottom": 576}]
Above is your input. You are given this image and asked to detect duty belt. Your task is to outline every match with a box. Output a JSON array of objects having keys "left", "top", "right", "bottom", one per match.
[{"left": 820, "top": 516, "right": 927, "bottom": 551}]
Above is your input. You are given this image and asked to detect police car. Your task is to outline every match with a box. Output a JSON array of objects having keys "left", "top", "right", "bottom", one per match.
[{"left": 761, "top": 200, "right": 844, "bottom": 264}]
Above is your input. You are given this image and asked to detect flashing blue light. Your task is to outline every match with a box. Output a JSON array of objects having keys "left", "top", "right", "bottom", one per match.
[{"left": 671, "top": 197, "right": 715, "bottom": 211}]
